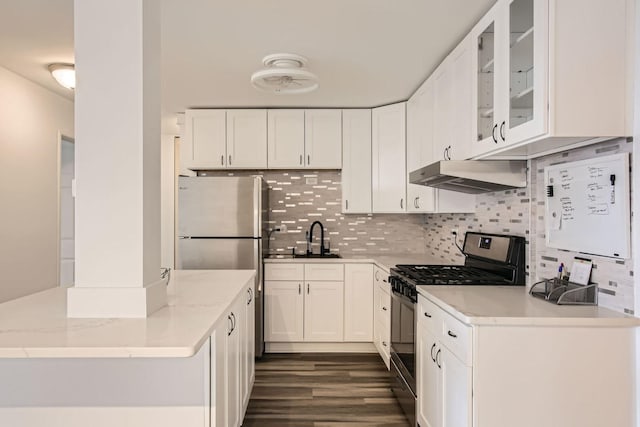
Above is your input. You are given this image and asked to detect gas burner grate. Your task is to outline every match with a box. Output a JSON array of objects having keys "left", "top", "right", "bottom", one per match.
[{"left": 394, "top": 264, "right": 510, "bottom": 286}]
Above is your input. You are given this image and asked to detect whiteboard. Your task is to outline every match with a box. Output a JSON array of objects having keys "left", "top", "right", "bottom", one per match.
[{"left": 545, "top": 153, "right": 630, "bottom": 259}]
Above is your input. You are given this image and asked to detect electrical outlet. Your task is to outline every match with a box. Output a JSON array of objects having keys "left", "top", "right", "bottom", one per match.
[
  {"left": 451, "top": 228, "right": 458, "bottom": 236},
  {"left": 280, "top": 224, "right": 287, "bottom": 232}
]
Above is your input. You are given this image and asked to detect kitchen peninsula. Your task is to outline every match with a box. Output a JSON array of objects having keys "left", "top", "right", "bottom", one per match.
[{"left": 0, "top": 270, "right": 255, "bottom": 427}]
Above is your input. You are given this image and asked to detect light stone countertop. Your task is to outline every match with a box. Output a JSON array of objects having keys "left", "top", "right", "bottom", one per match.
[
  {"left": 418, "top": 285, "right": 640, "bottom": 327},
  {"left": 0, "top": 270, "right": 255, "bottom": 358},
  {"left": 264, "top": 253, "right": 450, "bottom": 273}
]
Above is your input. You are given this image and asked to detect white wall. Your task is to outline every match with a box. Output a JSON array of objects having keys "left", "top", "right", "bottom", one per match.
[{"left": 0, "top": 66, "right": 74, "bottom": 303}]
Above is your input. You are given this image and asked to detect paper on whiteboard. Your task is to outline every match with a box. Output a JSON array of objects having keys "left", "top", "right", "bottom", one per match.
[{"left": 548, "top": 210, "right": 561, "bottom": 230}]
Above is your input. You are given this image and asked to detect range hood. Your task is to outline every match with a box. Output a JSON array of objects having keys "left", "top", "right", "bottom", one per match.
[{"left": 409, "top": 160, "right": 527, "bottom": 194}]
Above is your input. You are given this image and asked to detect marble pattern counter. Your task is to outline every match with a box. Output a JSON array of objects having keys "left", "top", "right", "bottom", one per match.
[
  {"left": 0, "top": 270, "right": 255, "bottom": 358},
  {"left": 264, "top": 253, "right": 450, "bottom": 273},
  {"left": 418, "top": 285, "right": 640, "bottom": 327}
]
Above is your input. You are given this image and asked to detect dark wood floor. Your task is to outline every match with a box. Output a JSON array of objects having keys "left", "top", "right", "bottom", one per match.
[{"left": 243, "top": 353, "right": 410, "bottom": 427}]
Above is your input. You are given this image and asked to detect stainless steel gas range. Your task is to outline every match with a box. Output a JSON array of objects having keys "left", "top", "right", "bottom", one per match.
[{"left": 388, "top": 232, "right": 526, "bottom": 427}]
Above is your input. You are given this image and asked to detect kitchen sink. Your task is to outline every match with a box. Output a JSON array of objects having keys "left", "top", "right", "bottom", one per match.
[{"left": 293, "top": 253, "right": 342, "bottom": 259}]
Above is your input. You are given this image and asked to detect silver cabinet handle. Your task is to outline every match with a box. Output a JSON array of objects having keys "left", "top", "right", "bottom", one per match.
[
  {"left": 447, "top": 330, "right": 458, "bottom": 338},
  {"left": 221, "top": 155, "right": 224, "bottom": 166},
  {"left": 299, "top": 155, "right": 303, "bottom": 165},
  {"left": 424, "top": 312, "right": 432, "bottom": 318},
  {"left": 298, "top": 283, "right": 301, "bottom": 295},
  {"left": 436, "top": 348, "right": 442, "bottom": 368},
  {"left": 400, "top": 198, "right": 404, "bottom": 209},
  {"left": 247, "top": 288, "right": 252, "bottom": 305},
  {"left": 382, "top": 306, "right": 387, "bottom": 311},
  {"left": 345, "top": 200, "right": 349, "bottom": 211},
  {"left": 307, "top": 283, "right": 310, "bottom": 294},
  {"left": 228, "top": 155, "right": 232, "bottom": 165},
  {"left": 307, "top": 154, "right": 310, "bottom": 165},
  {"left": 227, "top": 315, "right": 233, "bottom": 336},
  {"left": 430, "top": 343, "right": 437, "bottom": 362}
]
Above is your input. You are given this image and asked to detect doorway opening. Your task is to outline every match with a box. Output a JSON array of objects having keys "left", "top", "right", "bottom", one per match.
[{"left": 59, "top": 135, "right": 74, "bottom": 286}]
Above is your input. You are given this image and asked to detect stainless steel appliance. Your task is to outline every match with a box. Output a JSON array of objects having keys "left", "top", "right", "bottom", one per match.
[
  {"left": 388, "top": 232, "right": 526, "bottom": 426},
  {"left": 409, "top": 160, "right": 527, "bottom": 194},
  {"left": 177, "top": 176, "right": 269, "bottom": 357}
]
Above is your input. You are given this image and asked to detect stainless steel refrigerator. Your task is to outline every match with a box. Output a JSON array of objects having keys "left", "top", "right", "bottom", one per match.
[{"left": 177, "top": 176, "right": 269, "bottom": 357}]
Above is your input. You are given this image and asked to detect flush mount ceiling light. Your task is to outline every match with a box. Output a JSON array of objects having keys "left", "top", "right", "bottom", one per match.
[
  {"left": 48, "top": 63, "right": 75, "bottom": 90},
  {"left": 251, "top": 53, "right": 318, "bottom": 94}
]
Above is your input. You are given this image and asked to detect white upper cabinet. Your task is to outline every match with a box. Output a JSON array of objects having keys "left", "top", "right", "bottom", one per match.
[
  {"left": 342, "top": 109, "right": 372, "bottom": 214},
  {"left": 407, "top": 45, "right": 475, "bottom": 214},
  {"left": 182, "top": 109, "right": 267, "bottom": 170},
  {"left": 372, "top": 102, "right": 406, "bottom": 213},
  {"left": 267, "top": 109, "right": 305, "bottom": 168},
  {"left": 472, "top": 0, "right": 631, "bottom": 158},
  {"left": 267, "top": 109, "right": 342, "bottom": 169},
  {"left": 182, "top": 109, "right": 226, "bottom": 169},
  {"left": 226, "top": 109, "right": 267, "bottom": 169},
  {"left": 304, "top": 109, "right": 342, "bottom": 168},
  {"left": 433, "top": 34, "right": 474, "bottom": 162},
  {"left": 406, "top": 81, "right": 436, "bottom": 213}
]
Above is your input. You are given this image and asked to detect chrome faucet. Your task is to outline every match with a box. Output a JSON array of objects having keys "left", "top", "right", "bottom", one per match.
[{"left": 307, "top": 220, "right": 326, "bottom": 256}]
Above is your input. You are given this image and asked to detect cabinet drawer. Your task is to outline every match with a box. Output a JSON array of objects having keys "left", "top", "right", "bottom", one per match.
[
  {"left": 439, "top": 310, "right": 472, "bottom": 366},
  {"left": 417, "top": 295, "right": 441, "bottom": 334},
  {"left": 264, "top": 264, "right": 304, "bottom": 281},
  {"left": 304, "top": 263, "right": 344, "bottom": 281}
]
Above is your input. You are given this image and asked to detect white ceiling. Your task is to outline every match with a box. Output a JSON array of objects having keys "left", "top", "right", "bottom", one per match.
[{"left": 0, "top": 0, "right": 496, "bottom": 130}]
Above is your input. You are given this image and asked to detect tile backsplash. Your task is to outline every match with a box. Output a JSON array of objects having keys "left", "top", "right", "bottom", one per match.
[
  {"left": 200, "top": 137, "right": 634, "bottom": 315},
  {"left": 200, "top": 170, "right": 430, "bottom": 256}
]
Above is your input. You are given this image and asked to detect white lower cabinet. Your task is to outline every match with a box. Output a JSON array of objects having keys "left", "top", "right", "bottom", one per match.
[
  {"left": 264, "top": 280, "right": 304, "bottom": 342},
  {"left": 373, "top": 266, "right": 391, "bottom": 368},
  {"left": 344, "top": 264, "right": 374, "bottom": 341},
  {"left": 304, "top": 281, "right": 344, "bottom": 341},
  {"left": 265, "top": 263, "right": 346, "bottom": 343},
  {"left": 416, "top": 292, "right": 637, "bottom": 427},
  {"left": 416, "top": 294, "right": 474, "bottom": 427},
  {"left": 211, "top": 281, "right": 254, "bottom": 427}
]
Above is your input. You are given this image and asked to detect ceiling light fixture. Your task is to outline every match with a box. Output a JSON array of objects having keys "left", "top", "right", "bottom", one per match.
[
  {"left": 251, "top": 53, "right": 318, "bottom": 94},
  {"left": 48, "top": 63, "right": 75, "bottom": 90}
]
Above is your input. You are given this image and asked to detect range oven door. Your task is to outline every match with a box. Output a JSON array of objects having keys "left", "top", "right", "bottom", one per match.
[
  {"left": 390, "top": 281, "right": 417, "bottom": 426},
  {"left": 390, "top": 284, "right": 416, "bottom": 395}
]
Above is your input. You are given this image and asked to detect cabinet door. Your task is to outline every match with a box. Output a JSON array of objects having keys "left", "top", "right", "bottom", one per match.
[
  {"left": 305, "top": 109, "right": 342, "bottom": 168},
  {"left": 344, "top": 264, "right": 374, "bottom": 342},
  {"left": 417, "top": 325, "right": 441, "bottom": 427},
  {"left": 372, "top": 103, "right": 406, "bottom": 213},
  {"left": 183, "top": 109, "right": 227, "bottom": 169},
  {"left": 450, "top": 35, "right": 473, "bottom": 161},
  {"left": 342, "top": 109, "right": 372, "bottom": 213},
  {"left": 226, "top": 109, "right": 267, "bottom": 169},
  {"left": 304, "top": 281, "right": 344, "bottom": 341},
  {"left": 211, "top": 316, "right": 229, "bottom": 427},
  {"left": 264, "top": 281, "right": 304, "bottom": 342},
  {"left": 406, "top": 80, "right": 436, "bottom": 213},
  {"left": 503, "top": 0, "right": 547, "bottom": 145},
  {"left": 433, "top": 61, "right": 453, "bottom": 163},
  {"left": 267, "top": 110, "right": 305, "bottom": 168},
  {"left": 471, "top": 4, "right": 503, "bottom": 157},
  {"left": 440, "top": 346, "right": 472, "bottom": 427},
  {"left": 240, "top": 284, "right": 255, "bottom": 413},
  {"left": 227, "top": 295, "right": 243, "bottom": 427}
]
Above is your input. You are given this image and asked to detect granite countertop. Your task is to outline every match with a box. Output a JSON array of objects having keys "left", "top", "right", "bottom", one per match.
[
  {"left": 418, "top": 285, "right": 640, "bottom": 327},
  {"left": 264, "top": 252, "right": 451, "bottom": 272},
  {"left": 0, "top": 270, "right": 255, "bottom": 358}
]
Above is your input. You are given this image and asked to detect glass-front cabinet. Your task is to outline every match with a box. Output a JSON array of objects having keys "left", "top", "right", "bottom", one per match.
[{"left": 471, "top": 0, "right": 547, "bottom": 157}]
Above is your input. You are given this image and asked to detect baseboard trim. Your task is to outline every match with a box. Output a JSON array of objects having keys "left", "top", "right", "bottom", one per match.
[{"left": 265, "top": 342, "right": 377, "bottom": 353}]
